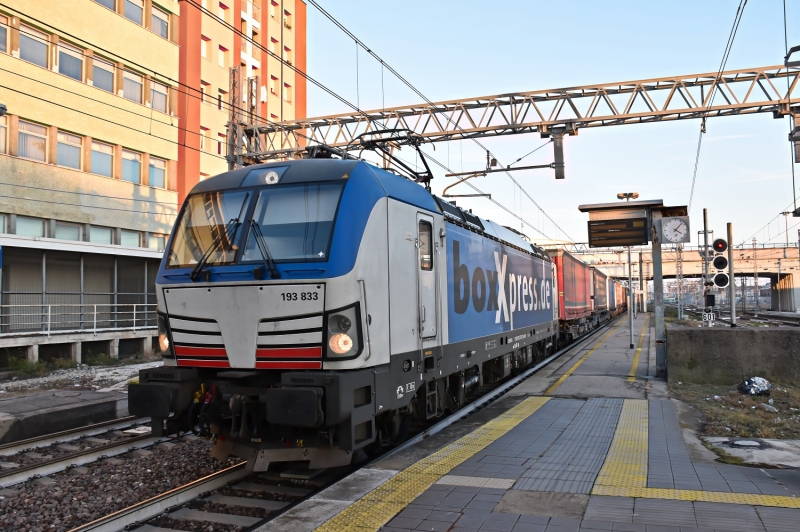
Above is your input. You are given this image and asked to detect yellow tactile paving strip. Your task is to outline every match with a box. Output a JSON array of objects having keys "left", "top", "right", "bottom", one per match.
[
  {"left": 626, "top": 315, "right": 649, "bottom": 382},
  {"left": 545, "top": 319, "right": 624, "bottom": 395},
  {"left": 315, "top": 396, "right": 551, "bottom": 532},
  {"left": 593, "top": 399, "right": 800, "bottom": 508}
]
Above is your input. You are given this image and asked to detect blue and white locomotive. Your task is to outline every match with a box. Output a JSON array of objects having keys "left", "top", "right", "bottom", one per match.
[{"left": 130, "top": 158, "right": 560, "bottom": 470}]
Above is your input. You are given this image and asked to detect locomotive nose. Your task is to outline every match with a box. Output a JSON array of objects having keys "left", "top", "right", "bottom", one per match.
[{"left": 163, "top": 283, "right": 326, "bottom": 369}]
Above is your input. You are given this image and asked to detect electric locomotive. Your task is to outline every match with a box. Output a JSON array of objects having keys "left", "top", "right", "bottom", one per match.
[{"left": 129, "top": 158, "right": 561, "bottom": 470}]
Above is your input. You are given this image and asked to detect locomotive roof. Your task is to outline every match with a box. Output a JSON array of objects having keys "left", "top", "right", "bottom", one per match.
[{"left": 191, "top": 159, "right": 550, "bottom": 261}]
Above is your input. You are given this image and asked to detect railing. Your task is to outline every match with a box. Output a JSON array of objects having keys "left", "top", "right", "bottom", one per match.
[{"left": 0, "top": 304, "right": 157, "bottom": 337}]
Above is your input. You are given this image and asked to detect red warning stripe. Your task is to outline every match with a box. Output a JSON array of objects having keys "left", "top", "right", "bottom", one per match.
[
  {"left": 255, "top": 361, "right": 322, "bottom": 370},
  {"left": 256, "top": 347, "right": 322, "bottom": 359},
  {"left": 177, "top": 359, "right": 231, "bottom": 368},
  {"left": 174, "top": 346, "right": 228, "bottom": 358}
]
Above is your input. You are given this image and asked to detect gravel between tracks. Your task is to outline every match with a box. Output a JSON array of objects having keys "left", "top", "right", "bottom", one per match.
[{"left": 0, "top": 436, "right": 240, "bottom": 532}]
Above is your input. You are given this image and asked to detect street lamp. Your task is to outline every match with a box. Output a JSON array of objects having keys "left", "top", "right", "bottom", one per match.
[
  {"left": 0, "top": 103, "right": 6, "bottom": 117},
  {"left": 617, "top": 192, "right": 639, "bottom": 348}
]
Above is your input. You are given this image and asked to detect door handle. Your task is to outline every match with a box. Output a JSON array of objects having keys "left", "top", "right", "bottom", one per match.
[{"left": 421, "top": 306, "right": 426, "bottom": 323}]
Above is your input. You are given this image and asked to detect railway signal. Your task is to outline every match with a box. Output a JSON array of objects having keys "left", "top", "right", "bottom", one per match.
[{"left": 711, "top": 238, "right": 729, "bottom": 288}]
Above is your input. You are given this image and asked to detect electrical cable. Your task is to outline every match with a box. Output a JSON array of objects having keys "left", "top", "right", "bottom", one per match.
[
  {"left": 784, "top": 0, "right": 797, "bottom": 213},
  {"left": 688, "top": 0, "right": 748, "bottom": 211},
  {"left": 0, "top": 193, "right": 176, "bottom": 216},
  {"left": 0, "top": 181, "right": 179, "bottom": 206},
  {"left": 305, "top": 0, "right": 573, "bottom": 243}
]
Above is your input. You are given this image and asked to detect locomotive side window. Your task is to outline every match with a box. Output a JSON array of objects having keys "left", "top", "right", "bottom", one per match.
[{"left": 419, "top": 220, "right": 433, "bottom": 270}]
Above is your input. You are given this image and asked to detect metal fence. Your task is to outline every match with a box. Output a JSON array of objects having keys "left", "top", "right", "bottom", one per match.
[{"left": 0, "top": 303, "right": 157, "bottom": 336}]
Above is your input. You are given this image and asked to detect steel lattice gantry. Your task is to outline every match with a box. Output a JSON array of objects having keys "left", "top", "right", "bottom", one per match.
[{"left": 242, "top": 64, "right": 799, "bottom": 160}]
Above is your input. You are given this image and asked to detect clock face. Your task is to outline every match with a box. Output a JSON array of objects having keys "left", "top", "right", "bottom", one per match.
[{"left": 663, "top": 218, "right": 688, "bottom": 243}]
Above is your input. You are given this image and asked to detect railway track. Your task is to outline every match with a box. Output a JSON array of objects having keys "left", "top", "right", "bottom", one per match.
[
  {"left": 0, "top": 417, "right": 158, "bottom": 488},
  {"left": 67, "top": 316, "right": 624, "bottom": 532}
]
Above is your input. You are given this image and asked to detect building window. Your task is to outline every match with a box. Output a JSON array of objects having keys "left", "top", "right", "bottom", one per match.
[
  {"left": 0, "top": 116, "right": 6, "bottom": 154},
  {"left": 18, "top": 121, "right": 48, "bottom": 162},
  {"left": 121, "top": 229, "right": 141, "bottom": 247},
  {"left": 0, "top": 15, "right": 8, "bottom": 54},
  {"left": 284, "top": 10, "right": 292, "bottom": 29},
  {"left": 57, "top": 132, "right": 82, "bottom": 170},
  {"left": 199, "top": 128, "right": 209, "bottom": 151},
  {"left": 55, "top": 222, "right": 81, "bottom": 241},
  {"left": 151, "top": 7, "right": 169, "bottom": 39},
  {"left": 283, "top": 83, "right": 292, "bottom": 103},
  {"left": 0, "top": 214, "right": 6, "bottom": 233},
  {"left": 91, "top": 141, "right": 114, "bottom": 177},
  {"left": 58, "top": 42, "right": 83, "bottom": 82},
  {"left": 217, "top": 89, "right": 227, "bottom": 110},
  {"left": 270, "top": 38, "right": 277, "bottom": 55},
  {"left": 121, "top": 150, "right": 141, "bottom": 183},
  {"left": 283, "top": 46, "right": 292, "bottom": 65},
  {"left": 92, "top": 57, "right": 115, "bottom": 93},
  {"left": 20, "top": 25, "right": 48, "bottom": 68},
  {"left": 16, "top": 217, "right": 45, "bottom": 237},
  {"left": 151, "top": 81, "right": 168, "bottom": 112},
  {"left": 148, "top": 234, "right": 166, "bottom": 251},
  {"left": 149, "top": 157, "right": 166, "bottom": 188},
  {"left": 200, "top": 35, "right": 210, "bottom": 58},
  {"left": 218, "top": 2, "right": 229, "bottom": 22},
  {"left": 270, "top": 1, "right": 277, "bottom": 18},
  {"left": 200, "top": 81, "right": 209, "bottom": 102},
  {"left": 89, "top": 226, "right": 113, "bottom": 244},
  {"left": 94, "top": 0, "right": 115, "bottom": 9},
  {"left": 217, "top": 133, "right": 225, "bottom": 155},
  {"left": 123, "top": 71, "right": 143, "bottom": 103},
  {"left": 124, "top": 0, "right": 144, "bottom": 25},
  {"left": 218, "top": 46, "right": 228, "bottom": 68},
  {"left": 270, "top": 75, "right": 277, "bottom": 94}
]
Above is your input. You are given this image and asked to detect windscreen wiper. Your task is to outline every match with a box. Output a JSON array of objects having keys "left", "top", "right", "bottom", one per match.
[
  {"left": 189, "top": 193, "right": 250, "bottom": 281},
  {"left": 249, "top": 221, "right": 281, "bottom": 279}
]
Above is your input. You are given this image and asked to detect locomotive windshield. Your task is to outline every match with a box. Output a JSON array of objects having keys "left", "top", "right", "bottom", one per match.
[
  {"left": 241, "top": 182, "right": 344, "bottom": 263},
  {"left": 166, "top": 181, "right": 345, "bottom": 268},
  {"left": 167, "top": 190, "right": 252, "bottom": 268}
]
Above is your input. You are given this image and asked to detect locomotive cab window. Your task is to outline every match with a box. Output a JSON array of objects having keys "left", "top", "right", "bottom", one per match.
[
  {"left": 419, "top": 220, "right": 432, "bottom": 270},
  {"left": 242, "top": 182, "right": 344, "bottom": 263}
]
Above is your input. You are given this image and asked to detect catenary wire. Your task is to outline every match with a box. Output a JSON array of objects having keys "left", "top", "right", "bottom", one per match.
[
  {"left": 688, "top": 0, "right": 748, "bottom": 211},
  {"left": 306, "top": 0, "right": 574, "bottom": 244}
]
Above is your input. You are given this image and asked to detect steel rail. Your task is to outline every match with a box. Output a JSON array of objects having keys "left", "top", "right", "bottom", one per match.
[
  {"left": 0, "top": 433, "right": 165, "bottom": 488},
  {"left": 67, "top": 463, "right": 250, "bottom": 532},
  {"left": 0, "top": 416, "right": 148, "bottom": 456}
]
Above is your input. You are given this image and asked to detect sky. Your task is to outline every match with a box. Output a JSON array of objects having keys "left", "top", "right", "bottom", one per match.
[{"left": 304, "top": 0, "right": 799, "bottom": 248}]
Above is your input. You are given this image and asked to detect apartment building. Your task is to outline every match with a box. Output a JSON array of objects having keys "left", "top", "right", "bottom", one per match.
[
  {"left": 0, "top": 0, "right": 181, "bottom": 359},
  {"left": 177, "top": 0, "right": 307, "bottom": 200}
]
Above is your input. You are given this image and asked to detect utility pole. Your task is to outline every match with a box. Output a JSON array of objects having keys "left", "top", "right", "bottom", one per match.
[
  {"left": 639, "top": 252, "right": 644, "bottom": 313},
  {"left": 753, "top": 238, "right": 759, "bottom": 316},
  {"left": 727, "top": 223, "right": 736, "bottom": 326},
  {"left": 777, "top": 259, "right": 782, "bottom": 313},
  {"left": 703, "top": 208, "right": 710, "bottom": 325},
  {"left": 781, "top": 212, "right": 791, "bottom": 248},
  {"left": 628, "top": 245, "right": 634, "bottom": 348},
  {"left": 676, "top": 245, "right": 683, "bottom": 319}
]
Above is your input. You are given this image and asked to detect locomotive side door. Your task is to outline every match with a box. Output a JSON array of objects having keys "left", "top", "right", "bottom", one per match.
[{"left": 416, "top": 214, "right": 438, "bottom": 339}]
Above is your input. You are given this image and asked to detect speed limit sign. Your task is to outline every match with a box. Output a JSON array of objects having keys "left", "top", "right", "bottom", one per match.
[{"left": 702, "top": 311, "right": 715, "bottom": 322}]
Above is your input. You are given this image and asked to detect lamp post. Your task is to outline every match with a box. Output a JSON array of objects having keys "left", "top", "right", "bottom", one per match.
[
  {"left": 617, "top": 192, "right": 639, "bottom": 349},
  {"left": 781, "top": 212, "right": 791, "bottom": 249}
]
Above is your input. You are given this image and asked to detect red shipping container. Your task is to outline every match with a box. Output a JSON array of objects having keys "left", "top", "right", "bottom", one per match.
[{"left": 549, "top": 249, "right": 592, "bottom": 321}]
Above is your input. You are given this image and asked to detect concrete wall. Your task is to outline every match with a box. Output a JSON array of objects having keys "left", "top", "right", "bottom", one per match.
[{"left": 666, "top": 325, "right": 800, "bottom": 385}]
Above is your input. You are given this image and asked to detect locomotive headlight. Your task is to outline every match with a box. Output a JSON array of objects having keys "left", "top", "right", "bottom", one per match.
[
  {"left": 324, "top": 304, "right": 361, "bottom": 359},
  {"left": 328, "top": 333, "right": 353, "bottom": 354},
  {"left": 156, "top": 313, "right": 174, "bottom": 358}
]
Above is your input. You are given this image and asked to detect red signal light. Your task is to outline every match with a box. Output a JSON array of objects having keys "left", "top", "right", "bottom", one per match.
[{"left": 712, "top": 238, "right": 728, "bottom": 253}]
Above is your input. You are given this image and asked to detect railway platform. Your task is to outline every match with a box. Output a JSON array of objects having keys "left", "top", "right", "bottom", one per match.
[{"left": 263, "top": 314, "right": 800, "bottom": 532}]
